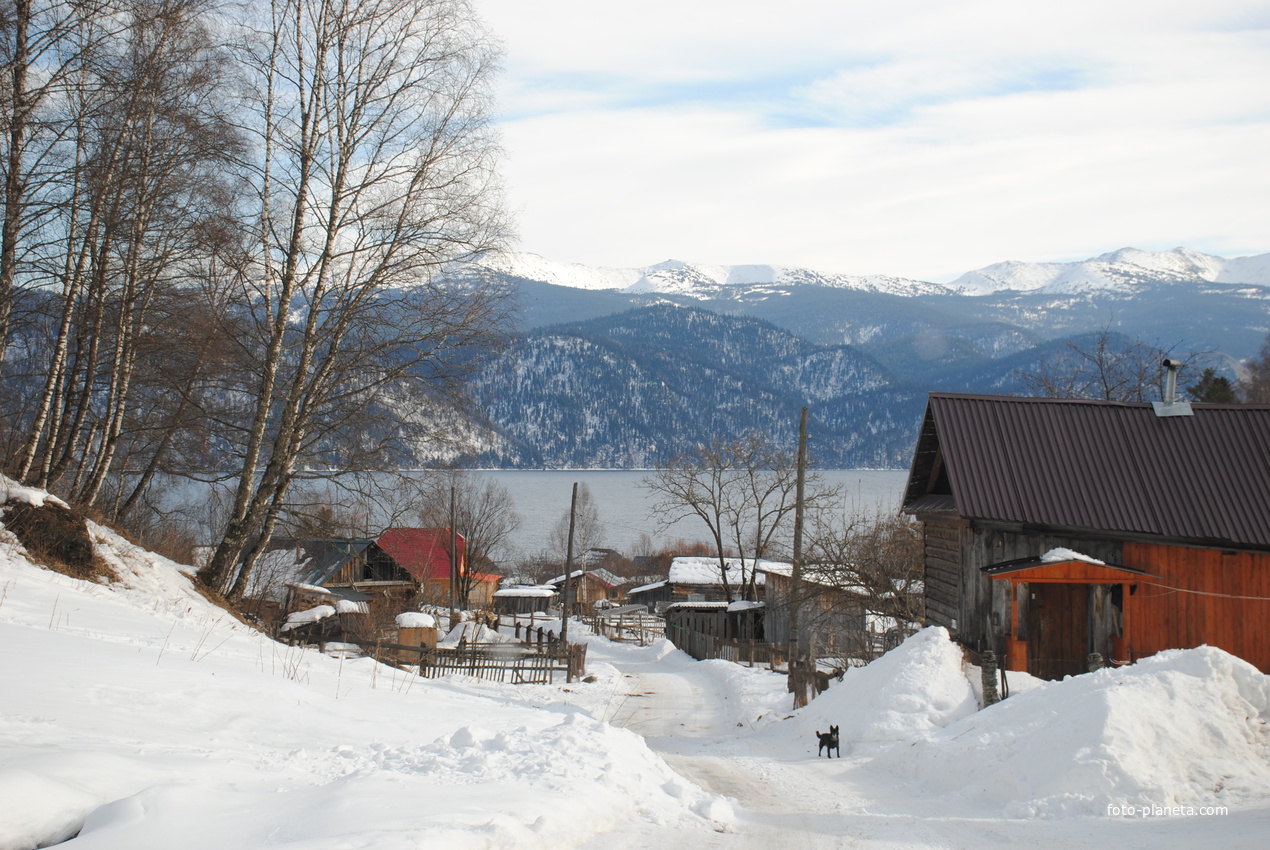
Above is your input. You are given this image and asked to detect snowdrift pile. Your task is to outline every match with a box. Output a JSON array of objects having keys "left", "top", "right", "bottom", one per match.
[
  {"left": 786, "top": 625, "right": 1270, "bottom": 818},
  {"left": 877, "top": 644, "right": 1270, "bottom": 817},
  {"left": 785, "top": 626, "right": 979, "bottom": 745}
]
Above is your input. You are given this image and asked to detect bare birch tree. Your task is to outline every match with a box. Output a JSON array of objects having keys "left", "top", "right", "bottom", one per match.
[
  {"left": 548, "top": 481, "right": 601, "bottom": 567},
  {"left": 198, "top": 0, "right": 509, "bottom": 599},
  {"left": 11, "top": 0, "right": 239, "bottom": 502},
  {"left": 0, "top": 0, "right": 117, "bottom": 369},
  {"left": 1239, "top": 335, "right": 1270, "bottom": 404}
]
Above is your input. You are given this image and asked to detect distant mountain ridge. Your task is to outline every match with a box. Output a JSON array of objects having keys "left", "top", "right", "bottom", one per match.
[
  {"left": 467, "top": 246, "right": 1270, "bottom": 299},
  {"left": 432, "top": 246, "right": 1270, "bottom": 469}
]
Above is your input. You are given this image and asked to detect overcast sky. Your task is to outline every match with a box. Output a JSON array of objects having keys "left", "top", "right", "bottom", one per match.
[{"left": 477, "top": 1, "right": 1270, "bottom": 282}]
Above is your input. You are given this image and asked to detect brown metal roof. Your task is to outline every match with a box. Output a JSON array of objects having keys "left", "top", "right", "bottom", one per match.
[{"left": 902, "top": 393, "right": 1270, "bottom": 549}]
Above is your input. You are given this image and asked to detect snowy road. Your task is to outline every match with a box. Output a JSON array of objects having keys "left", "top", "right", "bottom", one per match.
[{"left": 585, "top": 640, "right": 1270, "bottom": 850}]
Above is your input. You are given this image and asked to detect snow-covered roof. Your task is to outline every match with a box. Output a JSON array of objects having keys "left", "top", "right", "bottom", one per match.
[
  {"left": 547, "top": 568, "right": 621, "bottom": 587},
  {"left": 493, "top": 586, "right": 557, "bottom": 598},
  {"left": 280, "top": 605, "right": 335, "bottom": 631},
  {"left": 628, "top": 579, "right": 669, "bottom": 595},
  {"left": 335, "top": 599, "right": 368, "bottom": 615},
  {"left": 665, "top": 601, "right": 729, "bottom": 610},
  {"left": 668, "top": 556, "right": 790, "bottom": 587}
]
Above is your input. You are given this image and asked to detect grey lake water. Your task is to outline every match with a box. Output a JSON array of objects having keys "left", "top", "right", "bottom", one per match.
[
  {"left": 171, "top": 468, "right": 909, "bottom": 562},
  {"left": 474, "top": 468, "right": 910, "bottom": 559}
]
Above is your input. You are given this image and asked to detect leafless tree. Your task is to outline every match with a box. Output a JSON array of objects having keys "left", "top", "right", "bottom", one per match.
[
  {"left": 0, "top": 0, "right": 119, "bottom": 369},
  {"left": 1238, "top": 335, "right": 1270, "bottom": 404},
  {"left": 10, "top": 0, "right": 241, "bottom": 507},
  {"left": 198, "top": 0, "right": 510, "bottom": 600},
  {"left": 1013, "top": 325, "right": 1188, "bottom": 402},
  {"left": 643, "top": 433, "right": 834, "bottom": 602},
  {"left": 417, "top": 469, "right": 521, "bottom": 604},
  {"left": 804, "top": 509, "right": 924, "bottom": 632},
  {"left": 548, "top": 481, "right": 602, "bottom": 566}
]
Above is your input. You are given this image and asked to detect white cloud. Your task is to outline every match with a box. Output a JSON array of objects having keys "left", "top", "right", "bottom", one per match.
[{"left": 478, "top": 0, "right": 1270, "bottom": 280}]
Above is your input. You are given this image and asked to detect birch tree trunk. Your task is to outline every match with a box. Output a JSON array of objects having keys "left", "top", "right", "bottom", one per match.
[{"left": 198, "top": 0, "right": 509, "bottom": 596}]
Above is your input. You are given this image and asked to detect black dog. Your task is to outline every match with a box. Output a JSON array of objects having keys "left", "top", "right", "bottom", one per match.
[{"left": 816, "top": 725, "right": 840, "bottom": 758}]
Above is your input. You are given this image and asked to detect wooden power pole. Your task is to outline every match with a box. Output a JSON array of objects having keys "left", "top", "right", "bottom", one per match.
[
  {"left": 561, "top": 481, "right": 578, "bottom": 650},
  {"left": 789, "top": 406, "right": 810, "bottom": 708}
]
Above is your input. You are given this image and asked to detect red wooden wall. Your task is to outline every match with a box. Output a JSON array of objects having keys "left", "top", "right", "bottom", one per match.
[{"left": 1122, "top": 541, "right": 1270, "bottom": 672}]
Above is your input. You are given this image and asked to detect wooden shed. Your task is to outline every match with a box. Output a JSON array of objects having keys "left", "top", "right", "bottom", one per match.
[
  {"left": 664, "top": 601, "right": 765, "bottom": 661},
  {"left": 903, "top": 393, "right": 1270, "bottom": 678},
  {"left": 492, "top": 585, "right": 558, "bottom": 616}
]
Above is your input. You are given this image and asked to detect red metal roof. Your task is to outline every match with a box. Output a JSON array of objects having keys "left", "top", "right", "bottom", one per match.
[
  {"left": 375, "top": 528, "right": 466, "bottom": 581},
  {"left": 903, "top": 393, "right": 1270, "bottom": 549}
]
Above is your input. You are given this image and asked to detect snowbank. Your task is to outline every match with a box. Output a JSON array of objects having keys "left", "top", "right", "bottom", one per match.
[
  {"left": 1, "top": 474, "right": 70, "bottom": 509},
  {"left": 878, "top": 645, "right": 1270, "bottom": 817},
  {"left": 782, "top": 627, "right": 979, "bottom": 746},
  {"left": 438, "top": 620, "right": 516, "bottom": 647}
]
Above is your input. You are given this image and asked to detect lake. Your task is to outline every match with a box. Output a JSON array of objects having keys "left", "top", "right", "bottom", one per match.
[{"left": 474, "top": 468, "right": 909, "bottom": 559}]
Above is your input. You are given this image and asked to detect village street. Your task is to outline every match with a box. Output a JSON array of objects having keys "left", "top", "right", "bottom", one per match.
[{"left": 578, "top": 638, "right": 1270, "bottom": 850}]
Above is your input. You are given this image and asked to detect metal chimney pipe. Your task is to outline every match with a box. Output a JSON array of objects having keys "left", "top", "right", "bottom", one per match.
[
  {"left": 1153, "top": 359, "right": 1192, "bottom": 417},
  {"left": 1162, "top": 358, "right": 1182, "bottom": 404}
]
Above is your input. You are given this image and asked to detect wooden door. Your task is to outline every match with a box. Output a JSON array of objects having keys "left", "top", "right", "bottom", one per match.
[{"left": 1029, "top": 583, "right": 1089, "bottom": 680}]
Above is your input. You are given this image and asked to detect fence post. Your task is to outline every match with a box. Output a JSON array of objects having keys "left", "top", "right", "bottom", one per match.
[{"left": 981, "top": 650, "right": 1000, "bottom": 706}]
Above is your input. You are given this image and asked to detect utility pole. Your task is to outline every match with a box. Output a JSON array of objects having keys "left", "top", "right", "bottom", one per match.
[
  {"left": 449, "top": 484, "right": 458, "bottom": 629},
  {"left": 561, "top": 482, "right": 578, "bottom": 653},
  {"left": 789, "top": 407, "right": 810, "bottom": 708}
]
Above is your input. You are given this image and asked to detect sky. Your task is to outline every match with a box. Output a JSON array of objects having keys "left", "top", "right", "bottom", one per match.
[{"left": 476, "top": 0, "right": 1270, "bottom": 282}]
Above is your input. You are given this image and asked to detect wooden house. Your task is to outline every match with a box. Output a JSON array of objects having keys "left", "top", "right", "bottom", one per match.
[
  {"left": 492, "top": 585, "right": 558, "bottom": 616},
  {"left": 290, "top": 528, "right": 500, "bottom": 613},
  {"left": 903, "top": 392, "right": 1270, "bottom": 678},
  {"left": 547, "top": 568, "right": 623, "bottom": 610},
  {"left": 627, "top": 579, "right": 674, "bottom": 613},
  {"left": 760, "top": 566, "right": 890, "bottom": 664},
  {"left": 661, "top": 556, "right": 783, "bottom": 605}
]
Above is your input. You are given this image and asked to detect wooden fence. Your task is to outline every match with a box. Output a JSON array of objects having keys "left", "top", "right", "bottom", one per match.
[
  {"left": 579, "top": 606, "right": 664, "bottom": 646},
  {"left": 667, "top": 625, "right": 789, "bottom": 672},
  {"left": 357, "top": 639, "right": 588, "bottom": 685}
]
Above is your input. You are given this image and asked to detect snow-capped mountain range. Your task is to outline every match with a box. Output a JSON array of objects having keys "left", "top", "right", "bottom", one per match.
[
  {"left": 436, "top": 245, "right": 1270, "bottom": 468},
  {"left": 470, "top": 246, "right": 1270, "bottom": 299}
]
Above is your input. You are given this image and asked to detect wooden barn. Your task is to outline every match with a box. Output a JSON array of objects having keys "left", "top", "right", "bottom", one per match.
[
  {"left": 627, "top": 579, "right": 674, "bottom": 613},
  {"left": 661, "top": 556, "right": 784, "bottom": 604},
  {"left": 903, "top": 392, "right": 1270, "bottom": 678}
]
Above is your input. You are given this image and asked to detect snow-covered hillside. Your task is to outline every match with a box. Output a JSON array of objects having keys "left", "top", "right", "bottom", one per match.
[
  {"left": 0, "top": 480, "right": 728, "bottom": 850},
  {"left": 5, "top": 477, "right": 1270, "bottom": 848},
  {"left": 466, "top": 247, "right": 1270, "bottom": 299}
]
